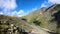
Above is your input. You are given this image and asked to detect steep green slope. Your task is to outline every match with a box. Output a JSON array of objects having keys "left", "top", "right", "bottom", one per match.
[
  {"left": 24, "top": 7, "right": 46, "bottom": 23},
  {"left": 24, "top": 4, "right": 60, "bottom": 34}
]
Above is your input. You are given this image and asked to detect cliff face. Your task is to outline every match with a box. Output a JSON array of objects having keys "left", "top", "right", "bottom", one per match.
[{"left": 24, "top": 4, "right": 60, "bottom": 34}]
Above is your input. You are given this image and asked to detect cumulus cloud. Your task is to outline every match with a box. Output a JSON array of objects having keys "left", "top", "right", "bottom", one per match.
[
  {"left": 0, "top": 0, "right": 17, "bottom": 10},
  {"left": 0, "top": 0, "right": 17, "bottom": 16},
  {"left": 41, "top": 0, "right": 60, "bottom": 8},
  {"left": 41, "top": 1, "right": 53, "bottom": 8},
  {"left": 41, "top": 1, "right": 49, "bottom": 8},
  {"left": 17, "top": 10, "right": 24, "bottom": 15},
  {"left": 48, "top": 0, "right": 60, "bottom": 4},
  {"left": 41, "top": 3, "right": 47, "bottom": 8},
  {"left": 0, "top": 0, "right": 24, "bottom": 17},
  {"left": 11, "top": 10, "right": 24, "bottom": 17}
]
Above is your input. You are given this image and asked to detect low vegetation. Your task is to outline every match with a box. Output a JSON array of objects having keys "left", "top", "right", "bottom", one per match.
[{"left": 24, "top": 4, "right": 60, "bottom": 34}]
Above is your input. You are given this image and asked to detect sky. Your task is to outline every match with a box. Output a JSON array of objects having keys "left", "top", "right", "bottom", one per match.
[{"left": 0, "top": 0, "right": 60, "bottom": 17}]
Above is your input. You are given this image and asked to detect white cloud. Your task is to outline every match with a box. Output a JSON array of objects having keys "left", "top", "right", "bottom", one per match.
[
  {"left": 0, "top": 0, "right": 25, "bottom": 17},
  {"left": 41, "top": 1, "right": 53, "bottom": 8},
  {"left": 41, "top": 3, "right": 47, "bottom": 8},
  {"left": 41, "top": 1, "right": 49, "bottom": 8},
  {"left": 0, "top": 0, "right": 17, "bottom": 10},
  {"left": 0, "top": 0, "right": 17, "bottom": 15},
  {"left": 17, "top": 10, "right": 24, "bottom": 15},
  {"left": 10, "top": 10, "right": 24, "bottom": 17},
  {"left": 48, "top": 0, "right": 60, "bottom": 4},
  {"left": 41, "top": 0, "right": 60, "bottom": 8}
]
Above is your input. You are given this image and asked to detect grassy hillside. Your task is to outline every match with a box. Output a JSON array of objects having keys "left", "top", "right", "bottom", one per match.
[
  {"left": 0, "top": 15, "right": 51, "bottom": 34},
  {"left": 0, "top": 4, "right": 60, "bottom": 34},
  {"left": 24, "top": 4, "right": 60, "bottom": 34},
  {"left": 0, "top": 15, "right": 33, "bottom": 32}
]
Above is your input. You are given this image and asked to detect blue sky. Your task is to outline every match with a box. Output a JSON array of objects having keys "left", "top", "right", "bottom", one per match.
[
  {"left": 16, "top": 0, "right": 52, "bottom": 15},
  {"left": 0, "top": 0, "right": 60, "bottom": 17}
]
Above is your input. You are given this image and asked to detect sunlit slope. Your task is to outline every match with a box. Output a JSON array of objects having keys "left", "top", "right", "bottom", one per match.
[
  {"left": 0, "top": 15, "right": 51, "bottom": 34},
  {"left": 24, "top": 4, "right": 60, "bottom": 34}
]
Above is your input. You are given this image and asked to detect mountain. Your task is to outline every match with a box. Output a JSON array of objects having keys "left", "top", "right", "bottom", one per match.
[
  {"left": 0, "top": 4, "right": 60, "bottom": 34},
  {"left": 0, "top": 15, "right": 52, "bottom": 34},
  {"left": 24, "top": 4, "right": 60, "bottom": 34},
  {"left": 24, "top": 7, "right": 46, "bottom": 23},
  {"left": 0, "top": 15, "right": 35, "bottom": 34}
]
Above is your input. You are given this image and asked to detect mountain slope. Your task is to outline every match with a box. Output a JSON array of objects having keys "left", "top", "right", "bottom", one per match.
[
  {"left": 24, "top": 4, "right": 60, "bottom": 34},
  {"left": 0, "top": 15, "right": 52, "bottom": 34},
  {"left": 0, "top": 15, "right": 33, "bottom": 31}
]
